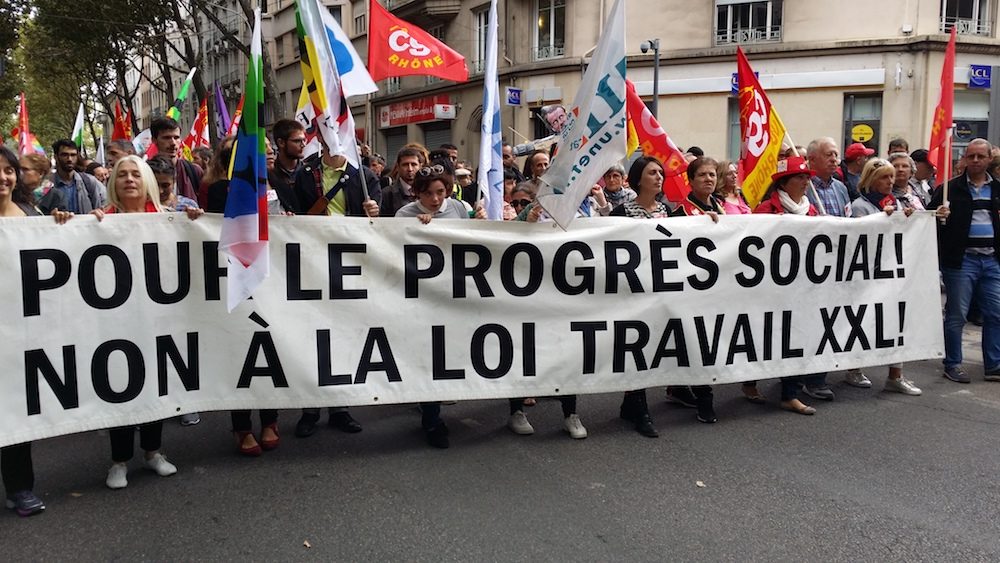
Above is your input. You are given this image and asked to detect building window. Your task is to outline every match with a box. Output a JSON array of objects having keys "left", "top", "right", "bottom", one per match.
[
  {"left": 727, "top": 97, "right": 741, "bottom": 162},
  {"left": 534, "top": 0, "right": 565, "bottom": 60},
  {"left": 427, "top": 26, "right": 445, "bottom": 84},
  {"left": 940, "top": 0, "right": 993, "bottom": 35},
  {"left": 843, "top": 93, "right": 882, "bottom": 156},
  {"left": 715, "top": 1, "right": 783, "bottom": 46},
  {"left": 472, "top": 8, "right": 489, "bottom": 75},
  {"left": 329, "top": 6, "right": 342, "bottom": 26},
  {"left": 386, "top": 76, "right": 401, "bottom": 94},
  {"left": 352, "top": 0, "right": 366, "bottom": 36}
]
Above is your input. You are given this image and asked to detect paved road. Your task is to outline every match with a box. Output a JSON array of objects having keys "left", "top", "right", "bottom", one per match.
[{"left": 3, "top": 326, "right": 1000, "bottom": 561}]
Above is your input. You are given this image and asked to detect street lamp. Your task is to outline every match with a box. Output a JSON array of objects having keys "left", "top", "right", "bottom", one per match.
[{"left": 639, "top": 39, "right": 660, "bottom": 120}]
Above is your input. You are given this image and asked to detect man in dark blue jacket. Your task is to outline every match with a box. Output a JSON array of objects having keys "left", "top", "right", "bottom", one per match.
[{"left": 929, "top": 139, "right": 1000, "bottom": 384}]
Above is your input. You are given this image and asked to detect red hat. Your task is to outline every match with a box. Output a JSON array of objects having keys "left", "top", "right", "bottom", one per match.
[
  {"left": 844, "top": 142, "right": 875, "bottom": 161},
  {"left": 771, "top": 156, "right": 815, "bottom": 182}
]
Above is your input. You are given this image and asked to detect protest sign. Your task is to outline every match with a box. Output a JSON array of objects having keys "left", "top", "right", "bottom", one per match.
[{"left": 0, "top": 213, "right": 942, "bottom": 446}]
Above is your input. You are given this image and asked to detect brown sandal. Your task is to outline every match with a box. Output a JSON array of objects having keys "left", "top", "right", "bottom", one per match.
[{"left": 780, "top": 399, "right": 816, "bottom": 415}]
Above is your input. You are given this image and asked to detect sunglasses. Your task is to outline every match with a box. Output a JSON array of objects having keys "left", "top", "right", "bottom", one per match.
[
  {"left": 511, "top": 199, "right": 533, "bottom": 208},
  {"left": 418, "top": 164, "right": 446, "bottom": 176}
]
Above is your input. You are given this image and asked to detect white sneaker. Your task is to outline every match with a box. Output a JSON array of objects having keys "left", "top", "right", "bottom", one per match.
[
  {"left": 507, "top": 411, "right": 534, "bottom": 435},
  {"left": 885, "top": 377, "right": 922, "bottom": 396},
  {"left": 144, "top": 453, "right": 177, "bottom": 477},
  {"left": 106, "top": 463, "right": 128, "bottom": 489},
  {"left": 845, "top": 369, "right": 872, "bottom": 388},
  {"left": 563, "top": 414, "right": 588, "bottom": 439}
]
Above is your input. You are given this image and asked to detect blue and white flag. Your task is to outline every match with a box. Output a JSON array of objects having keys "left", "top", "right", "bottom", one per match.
[
  {"left": 477, "top": 0, "right": 503, "bottom": 220},
  {"left": 320, "top": 4, "right": 377, "bottom": 97},
  {"left": 536, "top": 0, "right": 627, "bottom": 229}
]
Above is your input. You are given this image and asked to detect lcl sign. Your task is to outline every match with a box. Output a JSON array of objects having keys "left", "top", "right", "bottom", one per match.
[{"left": 969, "top": 64, "right": 992, "bottom": 89}]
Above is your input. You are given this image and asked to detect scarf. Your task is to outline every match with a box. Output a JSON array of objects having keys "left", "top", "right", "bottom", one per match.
[
  {"left": 865, "top": 190, "right": 895, "bottom": 211},
  {"left": 778, "top": 190, "right": 811, "bottom": 215},
  {"left": 605, "top": 187, "right": 634, "bottom": 208}
]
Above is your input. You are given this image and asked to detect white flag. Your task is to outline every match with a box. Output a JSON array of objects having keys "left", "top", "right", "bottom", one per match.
[
  {"left": 536, "top": 0, "right": 627, "bottom": 229},
  {"left": 299, "top": 0, "right": 364, "bottom": 169},
  {"left": 319, "top": 5, "right": 377, "bottom": 98},
  {"left": 96, "top": 136, "right": 105, "bottom": 166},
  {"left": 477, "top": 0, "right": 503, "bottom": 220},
  {"left": 71, "top": 103, "right": 85, "bottom": 149}
]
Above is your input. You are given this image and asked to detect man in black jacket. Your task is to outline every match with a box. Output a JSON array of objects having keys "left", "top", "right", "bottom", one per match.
[
  {"left": 929, "top": 139, "right": 1000, "bottom": 384},
  {"left": 288, "top": 138, "right": 380, "bottom": 437}
]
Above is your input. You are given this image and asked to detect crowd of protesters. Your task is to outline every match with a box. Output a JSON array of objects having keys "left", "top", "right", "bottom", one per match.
[{"left": 2, "top": 114, "right": 999, "bottom": 517}]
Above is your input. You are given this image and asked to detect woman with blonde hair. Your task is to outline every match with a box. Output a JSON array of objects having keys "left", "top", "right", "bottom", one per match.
[
  {"left": 714, "top": 159, "right": 750, "bottom": 215},
  {"left": 92, "top": 155, "right": 202, "bottom": 487},
  {"left": 848, "top": 157, "right": 922, "bottom": 395}
]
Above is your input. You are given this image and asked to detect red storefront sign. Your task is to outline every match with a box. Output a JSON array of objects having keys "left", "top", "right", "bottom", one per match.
[{"left": 378, "top": 95, "right": 451, "bottom": 128}]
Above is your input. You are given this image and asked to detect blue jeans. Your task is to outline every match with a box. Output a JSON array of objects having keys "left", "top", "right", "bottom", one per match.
[{"left": 942, "top": 254, "right": 1000, "bottom": 371}]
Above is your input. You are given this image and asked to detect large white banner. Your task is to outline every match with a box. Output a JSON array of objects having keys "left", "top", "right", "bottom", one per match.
[{"left": 1, "top": 213, "right": 942, "bottom": 446}]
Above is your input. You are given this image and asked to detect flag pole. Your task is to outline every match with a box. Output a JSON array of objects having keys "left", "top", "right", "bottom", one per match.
[{"left": 943, "top": 124, "right": 953, "bottom": 205}]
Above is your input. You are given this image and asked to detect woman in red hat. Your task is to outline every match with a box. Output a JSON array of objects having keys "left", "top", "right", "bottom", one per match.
[{"left": 753, "top": 156, "right": 820, "bottom": 414}]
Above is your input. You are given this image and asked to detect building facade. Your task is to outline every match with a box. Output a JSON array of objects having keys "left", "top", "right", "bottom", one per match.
[
  {"left": 117, "top": 0, "right": 1000, "bottom": 167},
  {"left": 353, "top": 0, "right": 1000, "bottom": 165}
]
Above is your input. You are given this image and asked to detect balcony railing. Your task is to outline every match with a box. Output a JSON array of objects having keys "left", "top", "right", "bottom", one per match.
[
  {"left": 716, "top": 25, "right": 782, "bottom": 45},
  {"left": 940, "top": 16, "right": 993, "bottom": 36},
  {"left": 533, "top": 45, "right": 565, "bottom": 61},
  {"left": 469, "top": 59, "right": 486, "bottom": 75}
]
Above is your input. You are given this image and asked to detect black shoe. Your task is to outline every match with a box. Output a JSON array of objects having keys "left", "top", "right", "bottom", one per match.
[
  {"left": 425, "top": 422, "right": 450, "bottom": 449},
  {"left": 696, "top": 401, "right": 717, "bottom": 424},
  {"left": 634, "top": 414, "right": 659, "bottom": 438},
  {"left": 294, "top": 414, "right": 319, "bottom": 438},
  {"left": 328, "top": 411, "right": 363, "bottom": 433},
  {"left": 665, "top": 386, "right": 698, "bottom": 408},
  {"left": 800, "top": 384, "right": 835, "bottom": 401}
]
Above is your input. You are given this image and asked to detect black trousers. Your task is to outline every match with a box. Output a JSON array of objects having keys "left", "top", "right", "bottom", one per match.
[
  {"left": 509, "top": 397, "right": 577, "bottom": 417},
  {"left": 1, "top": 443, "right": 33, "bottom": 494},
  {"left": 109, "top": 422, "right": 163, "bottom": 462},
  {"left": 230, "top": 410, "right": 278, "bottom": 432},
  {"left": 420, "top": 402, "right": 442, "bottom": 430}
]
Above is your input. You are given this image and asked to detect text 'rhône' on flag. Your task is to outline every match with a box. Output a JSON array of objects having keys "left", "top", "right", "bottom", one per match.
[
  {"left": 624, "top": 79, "right": 690, "bottom": 202},
  {"left": 477, "top": 0, "right": 503, "bottom": 220},
  {"left": 928, "top": 27, "right": 956, "bottom": 181},
  {"left": 736, "top": 47, "right": 787, "bottom": 209},
  {"left": 220, "top": 9, "right": 269, "bottom": 313},
  {"left": 368, "top": 0, "right": 468, "bottom": 83},
  {"left": 535, "top": 0, "right": 627, "bottom": 230}
]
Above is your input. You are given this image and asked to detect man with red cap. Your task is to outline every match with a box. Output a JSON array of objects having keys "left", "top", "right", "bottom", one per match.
[{"left": 841, "top": 142, "right": 875, "bottom": 200}]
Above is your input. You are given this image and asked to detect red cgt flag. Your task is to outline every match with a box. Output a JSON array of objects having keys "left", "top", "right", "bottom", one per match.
[
  {"left": 624, "top": 79, "right": 690, "bottom": 202},
  {"left": 367, "top": 0, "right": 468, "bottom": 83},
  {"left": 928, "top": 28, "right": 956, "bottom": 179}
]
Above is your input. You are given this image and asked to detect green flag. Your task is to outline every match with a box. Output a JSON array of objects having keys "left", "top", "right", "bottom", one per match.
[{"left": 166, "top": 68, "right": 198, "bottom": 121}]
